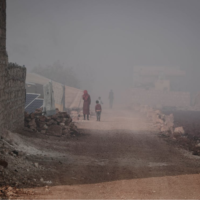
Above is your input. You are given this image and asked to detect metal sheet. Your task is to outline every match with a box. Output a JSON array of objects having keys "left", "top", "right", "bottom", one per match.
[
  {"left": 25, "top": 93, "right": 40, "bottom": 108},
  {"left": 25, "top": 99, "right": 43, "bottom": 114}
]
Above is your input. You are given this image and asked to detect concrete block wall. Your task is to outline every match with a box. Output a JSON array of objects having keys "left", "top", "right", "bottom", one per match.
[{"left": 0, "top": 0, "right": 26, "bottom": 132}]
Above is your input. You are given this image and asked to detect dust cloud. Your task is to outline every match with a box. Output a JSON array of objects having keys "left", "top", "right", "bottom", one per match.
[{"left": 6, "top": 0, "right": 200, "bottom": 107}]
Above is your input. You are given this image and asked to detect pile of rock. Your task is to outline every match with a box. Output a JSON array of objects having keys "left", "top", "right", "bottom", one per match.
[
  {"left": 24, "top": 108, "right": 78, "bottom": 136},
  {"left": 134, "top": 104, "right": 183, "bottom": 138},
  {"left": 147, "top": 109, "right": 175, "bottom": 137},
  {"left": 0, "top": 130, "right": 48, "bottom": 188},
  {"left": 132, "top": 104, "right": 200, "bottom": 156},
  {"left": 0, "top": 186, "right": 34, "bottom": 199}
]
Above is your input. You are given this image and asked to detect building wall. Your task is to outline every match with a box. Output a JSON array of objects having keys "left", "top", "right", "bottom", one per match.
[
  {"left": 133, "top": 66, "right": 186, "bottom": 91},
  {"left": 0, "top": 0, "right": 26, "bottom": 132},
  {"left": 131, "top": 89, "right": 190, "bottom": 108},
  {"left": 154, "top": 79, "right": 170, "bottom": 91}
]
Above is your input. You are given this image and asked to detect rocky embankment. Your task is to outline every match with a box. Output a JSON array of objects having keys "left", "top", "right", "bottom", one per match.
[
  {"left": 133, "top": 105, "right": 200, "bottom": 156},
  {"left": 0, "top": 109, "right": 80, "bottom": 199}
]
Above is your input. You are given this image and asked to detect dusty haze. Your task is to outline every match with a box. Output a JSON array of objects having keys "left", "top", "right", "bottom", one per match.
[{"left": 7, "top": 0, "right": 200, "bottom": 104}]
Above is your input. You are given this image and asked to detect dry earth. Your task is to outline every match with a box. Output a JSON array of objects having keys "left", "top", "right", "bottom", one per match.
[{"left": 5, "top": 109, "right": 200, "bottom": 199}]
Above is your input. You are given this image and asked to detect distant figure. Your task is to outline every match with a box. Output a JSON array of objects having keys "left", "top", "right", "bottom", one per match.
[
  {"left": 82, "top": 90, "right": 91, "bottom": 120},
  {"left": 98, "top": 97, "right": 103, "bottom": 105},
  {"left": 95, "top": 100, "right": 102, "bottom": 121},
  {"left": 109, "top": 90, "right": 114, "bottom": 109}
]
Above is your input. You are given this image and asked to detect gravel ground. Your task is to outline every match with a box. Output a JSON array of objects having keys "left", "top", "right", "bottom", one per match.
[{"left": 1, "top": 109, "right": 200, "bottom": 199}]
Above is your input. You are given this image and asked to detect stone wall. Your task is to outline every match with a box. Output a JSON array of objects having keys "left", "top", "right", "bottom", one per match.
[
  {"left": 4, "top": 63, "right": 26, "bottom": 130},
  {"left": 0, "top": 0, "right": 26, "bottom": 132},
  {"left": 0, "top": 0, "right": 7, "bottom": 132}
]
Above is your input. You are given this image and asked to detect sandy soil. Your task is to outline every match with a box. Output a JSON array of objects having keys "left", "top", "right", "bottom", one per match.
[{"left": 13, "top": 109, "right": 200, "bottom": 199}]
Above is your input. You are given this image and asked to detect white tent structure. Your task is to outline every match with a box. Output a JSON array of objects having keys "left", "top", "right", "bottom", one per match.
[{"left": 26, "top": 72, "right": 83, "bottom": 111}]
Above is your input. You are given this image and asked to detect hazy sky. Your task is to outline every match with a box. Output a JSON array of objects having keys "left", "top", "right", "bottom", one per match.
[{"left": 6, "top": 0, "right": 200, "bottom": 94}]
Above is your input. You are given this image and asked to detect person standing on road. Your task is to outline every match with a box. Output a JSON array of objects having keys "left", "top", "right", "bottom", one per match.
[
  {"left": 98, "top": 97, "right": 103, "bottom": 105},
  {"left": 109, "top": 89, "right": 114, "bottom": 109},
  {"left": 95, "top": 100, "right": 102, "bottom": 121},
  {"left": 82, "top": 90, "right": 91, "bottom": 120}
]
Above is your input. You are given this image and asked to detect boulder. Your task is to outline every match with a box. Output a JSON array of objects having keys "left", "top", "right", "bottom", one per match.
[
  {"left": 155, "top": 110, "right": 161, "bottom": 115},
  {"left": 65, "top": 118, "right": 72, "bottom": 125},
  {"left": 46, "top": 119, "right": 57, "bottom": 126},
  {"left": 30, "top": 113, "right": 36, "bottom": 119},
  {"left": 62, "top": 129, "right": 70, "bottom": 135},
  {"left": 174, "top": 127, "right": 185, "bottom": 136},
  {"left": 24, "top": 112, "right": 29, "bottom": 118},
  {"left": 41, "top": 130, "right": 46, "bottom": 134},
  {"left": 56, "top": 119, "right": 62, "bottom": 123},
  {"left": 29, "top": 125, "right": 36, "bottom": 130},
  {"left": 164, "top": 114, "right": 174, "bottom": 128},
  {"left": 37, "top": 122, "right": 46, "bottom": 128},
  {"left": 155, "top": 118, "right": 164, "bottom": 124},
  {"left": 43, "top": 124, "right": 48, "bottom": 130},
  {"left": 196, "top": 143, "right": 200, "bottom": 147},
  {"left": 34, "top": 163, "right": 39, "bottom": 168},
  {"left": 39, "top": 116, "right": 46, "bottom": 122},
  {"left": 28, "top": 119, "right": 36, "bottom": 127},
  {"left": 47, "top": 125, "right": 63, "bottom": 136},
  {"left": 161, "top": 131, "right": 170, "bottom": 137},
  {"left": 160, "top": 125, "right": 169, "bottom": 132},
  {"left": 51, "top": 114, "right": 59, "bottom": 120}
]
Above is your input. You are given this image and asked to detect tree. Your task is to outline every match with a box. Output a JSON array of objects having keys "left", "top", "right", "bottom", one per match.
[{"left": 32, "top": 61, "right": 80, "bottom": 88}]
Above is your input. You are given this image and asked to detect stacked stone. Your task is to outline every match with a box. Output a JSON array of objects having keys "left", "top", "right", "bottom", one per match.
[
  {"left": 0, "top": 0, "right": 6, "bottom": 53},
  {"left": 24, "top": 109, "right": 79, "bottom": 136},
  {"left": 0, "top": 0, "right": 26, "bottom": 132},
  {"left": 0, "top": 0, "right": 8, "bottom": 132},
  {"left": 4, "top": 63, "right": 26, "bottom": 130}
]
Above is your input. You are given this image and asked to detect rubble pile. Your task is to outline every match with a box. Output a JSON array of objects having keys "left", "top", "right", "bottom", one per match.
[
  {"left": 133, "top": 104, "right": 200, "bottom": 156},
  {"left": 24, "top": 108, "right": 79, "bottom": 136},
  {"left": 162, "top": 110, "right": 200, "bottom": 156},
  {"left": 146, "top": 108, "right": 174, "bottom": 137},
  {"left": 0, "top": 186, "right": 34, "bottom": 199},
  {"left": 132, "top": 104, "right": 175, "bottom": 136},
  {"left": 0, "top": 131, "right": 48, "bottom": 189}
]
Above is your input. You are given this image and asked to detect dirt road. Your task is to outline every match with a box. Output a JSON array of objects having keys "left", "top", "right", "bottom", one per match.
[{"left": 20, "top": 109, "right": 200, "bottom": 199}]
